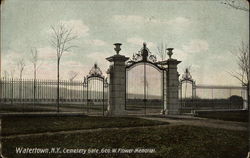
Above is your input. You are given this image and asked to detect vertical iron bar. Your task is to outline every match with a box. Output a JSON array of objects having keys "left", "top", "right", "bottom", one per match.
[
  {"left": 229, "top": 88, "right": 231, "bottom": 109},
  {"left": 41, "top": 79, "right": 43, "bottom": 104},
  {"left": 42, "top": 79, "right": 44, "bottom": 103},
  {"left": 70, "top": 80, "right": 72, "bottom": 102},
  {"left": 87, "top": 78, "right": 89, "bottom": 113},
  {"left": 45, "top": 79, "right": 47, "bottom": 103},
  {"left": 184, "top": 81, "right": 187, "bottom": 108},
  {"left": 61, "top": 80, "right": 63, "bottom": 107},
  {"left": 8, "top": 78, "right": 10, "bottom": 103},
  {"left": 38, "top": 79, "right": 40, "bottom": 105},
  {"left": 162, "top": 70, "right": 164, "bottom": 114},
  {"left": 11, "top": 78, "right": 13, "bottom": 105},
  {"left": 125, "top": 69, "right": 127, "bottom": 110},
  {"left": 82, "top": 81, "right": 84, "bottom": 112},
  {"left": 180, "top": 81, "right": 182, "bottom": 109},
  {"left": 57, "top": 59, "right": 60, "bottom": 113},
  {"left": 22, "top": 78, "right": 24, "bottom": 112},
  {"left": 69, "top": 80, "right": 71, "bottom": 104},
  {"left": 24, "top": 78, "right": 26, "bottom": 105},
  {"left": 212, "top": 88, "right": 214, "bottom": 109},
  {"left": 2, "top": 78, "right": 3, "bottom": 103},
  {"left": 4, "top": 78, "right": 6, "bottom": 102},
  {"left": 144, "top": 62, "right": 146, "bottom": 115},
  {"left": 103, "top": 78, "right": 105, "bottom": 116}
]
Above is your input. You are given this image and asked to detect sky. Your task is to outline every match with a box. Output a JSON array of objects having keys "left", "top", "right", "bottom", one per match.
[{"left": 1, "top": 0, "right": 249, "bottom": 86}]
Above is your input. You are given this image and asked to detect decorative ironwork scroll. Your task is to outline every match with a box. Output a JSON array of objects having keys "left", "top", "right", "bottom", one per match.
[
  {"left": 128, "top": 42, "right": 157, "bottom": 64},
  {"left": 88, "top": 63, "right": 104, "bottom": 78},
  {"left": 180, "top": 68, "right": 194, "bottom": 83}
]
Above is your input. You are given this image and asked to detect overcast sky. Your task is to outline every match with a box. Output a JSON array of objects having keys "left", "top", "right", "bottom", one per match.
[{"left": 1, "top": 0, "right": 249, "bottom": 85}]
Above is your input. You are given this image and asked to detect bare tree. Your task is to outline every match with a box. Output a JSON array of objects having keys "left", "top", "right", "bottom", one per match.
[
  {"left": 157, "top": 42, "right": 168, "bottom": 61},
  {"left": 231, "top": 42, "right": 249, "bottom": 87},
  {"left": 17, "top": 58, "right": 26, "bottom": 80},
  {"left": 233, "top": 41, "right": 249, "bottom": 110},
  {"left": 10, "top": 67, "right": 16, "bottom": 79},
  {"left": 3, "top": 70, "right": 9, "bottom": 78},
  {"left": 231, "top": 42, "right": 249, "bottom": 146},
  {"left": 17, "top": 58, "right": 25, "bottom": 100},
  {"left": 30, "top": 47, "right": 41, "bottom": 105},
  {"left": 223, "top": 1, "right": 250, "bottom": 153},
  {"left": 222, "top": 0, "right": 249, "bottom": 12},
  {"left": 30, "top": 48, "right": 40, "bottom": 80},
  {"left": 232, "top": 40, "right": 250, "bottom": 155},
  {"left": 50, "top": 23, "right": 77, "bottom": 112},
  {"left": 68, "top": 70, "right": 79, "bottom": 82},
  {"left": 68, "top": 71, "right": 79, "bottom": 99}
]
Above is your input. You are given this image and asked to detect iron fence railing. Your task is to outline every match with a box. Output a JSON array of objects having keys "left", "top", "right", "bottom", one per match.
[
  {"left": 0, "top": 78, "right": 109, "bottom": 113},
  {"left": 179, "top": 83, "right": 248, "bottom": 111}
]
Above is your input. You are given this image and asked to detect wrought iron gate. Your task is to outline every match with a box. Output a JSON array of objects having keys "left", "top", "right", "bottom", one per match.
[
  {"left": 84, "top": 63, "right": 108, "bottom": 115},
  {"left": 125, "top": 43, "right": 166, "bottom": 115}
]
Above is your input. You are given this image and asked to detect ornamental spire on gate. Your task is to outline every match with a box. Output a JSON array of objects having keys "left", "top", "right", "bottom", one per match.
[
  {"left": 129, "top": 42, "right": 157, "bottom": 63},
  {"left": 88, "top": 63, "right": 103, "bottom": 77}
]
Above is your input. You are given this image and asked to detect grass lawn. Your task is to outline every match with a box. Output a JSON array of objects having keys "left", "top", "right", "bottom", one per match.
[
  {"left": 2, "top": 125, "right": 247, "bottom": 158},
  {"left": 195, "top": 110, "right": 248, "bottom": 122},
  {"left": 0, "top": 103, "right": 56, "bottom": 112},
  {"left": 1, "top": 116, "right": 168, "bottom": 136}
]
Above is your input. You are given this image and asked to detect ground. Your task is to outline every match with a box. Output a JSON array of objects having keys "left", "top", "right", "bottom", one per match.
[
  {"left": 0, "top": 115, "right": 248, "bottom": 158},
  {"left": 195, "top": 110, "right": 248, "bottom": 122}
]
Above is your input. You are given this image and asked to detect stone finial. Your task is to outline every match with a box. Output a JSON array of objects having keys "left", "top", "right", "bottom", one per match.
[
  {"left": 166, "top": 48, "right": 174, "bottom": 59},
  {"left": 114, "top": 43, "right": 122, "bottom": 54}
]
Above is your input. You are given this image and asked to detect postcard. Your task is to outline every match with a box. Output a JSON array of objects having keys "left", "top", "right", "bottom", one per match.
[{"left": 0, "top": 0, "right": 249, "bottom": 158}]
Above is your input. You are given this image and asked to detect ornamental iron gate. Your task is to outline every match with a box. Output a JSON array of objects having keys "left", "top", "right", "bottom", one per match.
[
  {"left": 125, "top": 43, "right": 166, "bottom": 115},
  {"left": 84, "top": 63, "right": 109, "bottom": 115},
  {"left": 179, "top": 68, "right": 247, "bottom": 112}
]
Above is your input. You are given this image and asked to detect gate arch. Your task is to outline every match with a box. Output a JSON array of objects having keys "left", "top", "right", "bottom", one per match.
[
  {"left": 125, "top": 43, "right": 166, "bottom": 115},
  {"left": 179, "top": 68, "right": 196, "bottom": 109}
]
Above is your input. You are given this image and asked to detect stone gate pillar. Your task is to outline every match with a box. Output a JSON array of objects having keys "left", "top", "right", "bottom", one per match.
[
  {"left": 106, "top": 43, "right": 129, "bottom": 116},
  {"left": 166, "top": 48, "right": 181, "bottom": 115}
]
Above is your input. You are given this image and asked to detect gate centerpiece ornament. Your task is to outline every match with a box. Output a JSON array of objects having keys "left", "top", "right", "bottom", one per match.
[
  {"left": 88, "top": 63, "right": 104, "bottom": 78},
  {"left": 128, "top": 42, "right": 157, "bottom": 64},
  {"left": 181, "top": 68, "right": 194, "bottom": 82}
]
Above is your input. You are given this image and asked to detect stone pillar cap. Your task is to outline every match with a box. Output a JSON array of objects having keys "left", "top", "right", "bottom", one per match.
[
  {"left": 106, "top": 54, "right": 129, "bottom": 62},
  {"left": 157, "top": 59, "right": 181, "bottom": 65},
  {"left": 166, "top": 58, "right": 181, "bottom": 65}
]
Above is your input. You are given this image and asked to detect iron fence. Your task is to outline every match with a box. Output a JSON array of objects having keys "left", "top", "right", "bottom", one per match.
[
  {"left": 0, "top": 78, "right": 109, "bottom": 114},
  {"left": 180, "top": 83, "right": 247, "bottom": 112}
]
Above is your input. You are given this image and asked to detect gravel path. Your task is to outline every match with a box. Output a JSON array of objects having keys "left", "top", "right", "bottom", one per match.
[{"left": 140, "top": 116, "right": 247, "bottom": 131}]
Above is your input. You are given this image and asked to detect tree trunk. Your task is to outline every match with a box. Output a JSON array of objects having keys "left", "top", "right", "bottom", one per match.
[
  {"left": 19, "top": 72, "right": 22, "bottom": 101},
  {"left": 57, "top": 59, "right": 60, "bottom": 112},
  {"left": 248, "top": 82, "right": 250, "bottom": 152},
  {"left": 33, "top": 65, "right": 36, "bottom": 111}
]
